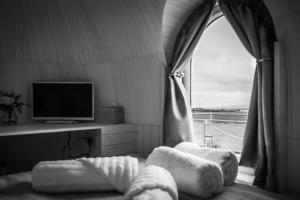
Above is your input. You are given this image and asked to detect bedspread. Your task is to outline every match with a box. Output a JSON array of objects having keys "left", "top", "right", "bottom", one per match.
[{"left": 0, "top": 163, "right": 289, "bottom": 200}]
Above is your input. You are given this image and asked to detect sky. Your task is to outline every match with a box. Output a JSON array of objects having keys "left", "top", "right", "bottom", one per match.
[{"left": 191, "top": 16, "right": 256, "bottom": 108}]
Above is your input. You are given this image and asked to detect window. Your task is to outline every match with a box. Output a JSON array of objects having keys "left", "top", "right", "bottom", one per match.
[{"left": 191, "top": 16, "right": 256, "bottom": 153}]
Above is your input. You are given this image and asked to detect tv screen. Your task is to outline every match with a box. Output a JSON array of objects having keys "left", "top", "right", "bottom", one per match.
[{"left": 32, "top": 82, "right": 94, "bottom": 121}]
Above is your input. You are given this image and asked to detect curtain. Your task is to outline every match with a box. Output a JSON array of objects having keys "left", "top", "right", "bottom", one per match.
[
  {"left": 163, "top": 0, "right": 216, "bottom": 147},
  {"left": 219, "top": 0, "right": 277, "bottom": 191}
]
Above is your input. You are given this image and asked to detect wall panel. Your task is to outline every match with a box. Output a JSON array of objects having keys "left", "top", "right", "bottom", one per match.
[
  {"left": 0, "top": 0, "right": 164, "bottom": 64},
  {"left": 137, "top": 124, "right": 162, "bottom": 157}
]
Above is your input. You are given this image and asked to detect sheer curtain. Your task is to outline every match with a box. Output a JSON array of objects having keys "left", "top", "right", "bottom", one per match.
[
  {"left": 219, "top": 0, "right": 277, "bottom": 191},
  {"left": 163, "top": 0, "right": 216, "bottom": 147}
]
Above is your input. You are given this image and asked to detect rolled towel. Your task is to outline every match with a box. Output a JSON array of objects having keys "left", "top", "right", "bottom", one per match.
[
  {"left": 32, "top": 156, "right": 138, "bottom": 193},
  {"left": 175, "top": 142, "right": 238, "bottom": 186},
  {"left": 124, "top": 165, "right": 178, "bottom": 200},
  {"left": 146, "top": 147, "right": 223, "bottom": 198}
]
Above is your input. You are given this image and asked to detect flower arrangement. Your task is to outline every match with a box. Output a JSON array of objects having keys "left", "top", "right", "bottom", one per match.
[{"left": 0, "top": 90, "right": 29, "bottom": 125}]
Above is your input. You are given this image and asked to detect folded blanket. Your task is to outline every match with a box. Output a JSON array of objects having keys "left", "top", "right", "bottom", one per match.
[
  {"left": 32, "top": 156, "right": 138, "bottom": 193},
  {"left": 146, "top": 147, "right": 223, "bottom": 198},
  {"left": 175, "top": 142, "right": 238, "bottom": 186},
  {"left": 124, "top": 165, "right": 178, "bottom": 200}
]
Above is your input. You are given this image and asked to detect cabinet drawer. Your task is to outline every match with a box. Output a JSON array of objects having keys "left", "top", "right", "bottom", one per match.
[
  {"left": 101, "top": 124, "right": 136, "bottom": 134},
  {"left": 101, "top": 143, "right": 137, "bottom": 156},
  {"left": 101, "top": 132, "right": 137, "bottom": 146}
]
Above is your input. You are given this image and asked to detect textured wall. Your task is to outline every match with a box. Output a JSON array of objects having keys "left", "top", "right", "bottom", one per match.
[{"left": 0, "top": 0, "right": 164, "bottom": 64}]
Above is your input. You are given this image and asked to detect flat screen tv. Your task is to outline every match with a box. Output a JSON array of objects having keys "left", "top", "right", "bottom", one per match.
[{"left": 32, "top": 82, "right": 94, "bottom": 121}]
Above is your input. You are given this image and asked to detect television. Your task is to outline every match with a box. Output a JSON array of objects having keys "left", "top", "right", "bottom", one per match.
[{"left": 32, "top": 82, "right": 94, "bottom": 121}]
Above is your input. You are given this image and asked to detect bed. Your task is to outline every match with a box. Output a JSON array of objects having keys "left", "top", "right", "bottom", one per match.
[{"left": 0, "top": 161, "right": 289, "bottom": 200}]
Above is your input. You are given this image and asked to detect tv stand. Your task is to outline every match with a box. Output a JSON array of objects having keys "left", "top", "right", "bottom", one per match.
[
  {"left": 45, "top": 120, "right": 79, "bottom": 124},
  {"left": 0, "top": 123, "right": 137, "bottom": 157}
]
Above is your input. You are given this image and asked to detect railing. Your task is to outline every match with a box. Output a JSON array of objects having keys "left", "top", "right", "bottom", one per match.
[
  {"left": 193, "top": 112, "right": 248, "bottom": 123},
  {"left": 192, "top": 111, "right": 247, "bottom": 151}
]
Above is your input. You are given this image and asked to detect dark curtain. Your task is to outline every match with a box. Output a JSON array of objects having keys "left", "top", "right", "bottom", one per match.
[
  {"left": 163, "top": 0, "right": 216, "bottom": 147},
  {"left": 219, "top": 0, "right": 277, "bottom": 191}
]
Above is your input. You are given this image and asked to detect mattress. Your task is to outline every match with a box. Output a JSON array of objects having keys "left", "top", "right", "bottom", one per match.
[{"left": 0, "top": 163, "right": 289, "bottom": 200}]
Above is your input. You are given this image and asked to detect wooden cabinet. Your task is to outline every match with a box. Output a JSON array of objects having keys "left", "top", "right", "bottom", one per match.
[
  {"left": 0, "top": 123, "right": 137, "bottom": 174},
  {"left": 99, "top": 124, "right": 137, "bottom": 156},
  {"left": 0, "top": 123, "right": 137, "bottom": 157}
]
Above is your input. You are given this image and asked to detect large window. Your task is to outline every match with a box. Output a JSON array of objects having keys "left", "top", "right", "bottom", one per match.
[{"left": 191, "top": 16, "right": 256, "bottom": 153}]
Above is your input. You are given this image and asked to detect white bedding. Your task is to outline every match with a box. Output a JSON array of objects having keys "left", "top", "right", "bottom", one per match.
[
  {"left": 32, "top": 156, "right": 138, "bottom": 193},
  {"left": 0, "top": 160, "right": 289, "bottom": 200}
]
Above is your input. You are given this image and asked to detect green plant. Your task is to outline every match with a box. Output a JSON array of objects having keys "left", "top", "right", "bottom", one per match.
[
  {"left": 0, "top": 90, "right": 29, "bottom": 125},
  {"left": 212, "top": 144, "right": 221, "bottom": 149}
]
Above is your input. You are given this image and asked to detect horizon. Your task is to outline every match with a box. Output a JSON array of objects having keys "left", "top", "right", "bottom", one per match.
[{"left": 192, "top": 104, "right": 249, "bottom": 109}]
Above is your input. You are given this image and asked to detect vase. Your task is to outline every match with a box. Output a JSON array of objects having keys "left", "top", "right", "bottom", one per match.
[{"left": 1, "top": 110, "right": 18, "bottom": 125}]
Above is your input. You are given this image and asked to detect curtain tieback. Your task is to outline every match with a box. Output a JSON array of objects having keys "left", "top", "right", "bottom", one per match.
[
  {"left": 169, "top": 71, "right": 185, "bottom": 78},
  {"left": 256, "top": 58, "right": 272, "bottom": 63}
]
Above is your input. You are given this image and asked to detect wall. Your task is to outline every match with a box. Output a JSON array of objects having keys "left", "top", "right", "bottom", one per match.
[
  {"left": 264, "top": 0, "right": 300, "bottom": 193},
  {"left": 0, "top": 0, "right": 167, "bottom": 168}
]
